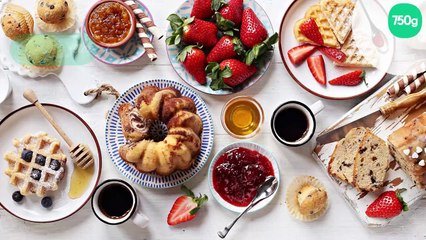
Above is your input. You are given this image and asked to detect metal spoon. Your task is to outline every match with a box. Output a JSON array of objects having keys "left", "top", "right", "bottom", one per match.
[
  {"left": 358, "top": 0, "right": 388, "bottom": 53},
  {"left": 217, "top": 176, "right": 279, "bottom": 239}
]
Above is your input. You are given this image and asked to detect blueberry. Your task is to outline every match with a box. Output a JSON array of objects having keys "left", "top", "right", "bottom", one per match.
[
  {"left": 35, "top": 154, "right": 46, "bottom": 166},
  {"left": 31, "top": 169, "right": 41, "bottom": 181},
  {"left": 49, "top": 159, "right": 61, "bottom": 171},
  {"left": 21, "top": 149, "right": 33, "bottom": 162},
  {"left": 41, "top": 197, "right": 53, "bottom": 208},
  {"left": 12, "top": 191, "right": 23, "bottom": 202}
]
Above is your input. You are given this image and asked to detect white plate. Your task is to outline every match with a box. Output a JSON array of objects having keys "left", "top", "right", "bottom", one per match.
[
  {"left": 0, "top": 104, "right": 102, "bottom": 223},
  {"left": 279, "top": 0, "right": 395, "bottom": 100},
  {"left": 208, "top": 142, "right": 280, "bottom": 213}
]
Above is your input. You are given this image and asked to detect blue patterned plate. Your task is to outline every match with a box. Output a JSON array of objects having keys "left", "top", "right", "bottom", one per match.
[
  {"left": 166, "top": 0, "right": 275, "bottom": 95},
  {"left": 105, "top": 79, "right": 214, "bottom": 189},
  {"left": 81, "top": 0, "right": 154, "bottom": 65}
]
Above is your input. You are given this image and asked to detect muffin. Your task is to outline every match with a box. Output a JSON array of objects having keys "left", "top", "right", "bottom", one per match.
[
  {"left": 35, "top": 0, "right": 76, "bottom": 32},
  {"left": 286, "top": 176, "right": 328, "bottom": 221},
  {"left": 1, "top": 4, "right": 34, "bottom": 40},
  {"left": 25, "top": 35, "right": 59, "bottom": 66}
]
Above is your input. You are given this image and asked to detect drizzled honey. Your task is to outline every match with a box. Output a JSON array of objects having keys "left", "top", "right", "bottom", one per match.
[{"left": 68, "top": 165, "right": 94, "bottom": 199}]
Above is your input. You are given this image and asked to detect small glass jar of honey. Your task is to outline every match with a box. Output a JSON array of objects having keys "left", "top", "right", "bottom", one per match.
[{"left": 221, "top": 96, "right": 264, "bottom": 139}]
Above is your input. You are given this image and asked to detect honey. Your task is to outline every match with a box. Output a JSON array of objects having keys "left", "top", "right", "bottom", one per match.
[
  {"left": 68, "top": 164, "right": 94, "bottom": 199},
  {"left": 222, "top": 96, "right": 264, "bottom": 138}
]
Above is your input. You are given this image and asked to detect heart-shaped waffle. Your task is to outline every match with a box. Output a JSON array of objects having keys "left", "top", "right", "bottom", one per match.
[{"left": 293, "top": 4, "right": 339, "bottom": 48}]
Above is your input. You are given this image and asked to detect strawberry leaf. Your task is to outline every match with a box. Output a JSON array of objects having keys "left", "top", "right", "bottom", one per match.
[
  {"left": 232, "top": 37, "right": 246, "bottom": 56},
  {"left": 207, "top": 63, "right": 232, "bottom": 90},
  {"left": 221, "top": 66, "right": 232, "bottom": 78},
  {"left": 211, "top": 0, "right": 226, "bottom": 12},
  {"left": 396, "top": 188, "right": 408, "bottom": 212},
  {"left": 245, "top": 33, "right": 278, "bottom": 66},
  {"left": 181, "top": 185, "right": 195, "bottom": 198},
  {"left": 177, "top": 45, "right": 198, "bottom": 62},
  {"left": 215, "top": 13, "right": 236, "bottom": 32},
  {"left": 166, "top": 15, "right": 193, "bottom": 46}
]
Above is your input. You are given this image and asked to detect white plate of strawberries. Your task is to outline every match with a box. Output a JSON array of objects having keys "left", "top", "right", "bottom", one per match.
[
  {"left": 278, "top": 0, "right": 395, "bottom": 100},
  {"left": 166, "top": 0, "right": 276, "bottom": 95}
]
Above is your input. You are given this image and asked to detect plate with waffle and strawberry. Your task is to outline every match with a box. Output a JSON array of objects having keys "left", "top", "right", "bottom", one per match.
[
  {"left": 279, "top": 0, "right": 394, "bottom": 100},
  {"left": 166, "top": 0, "right": 277, "bottom": 95}
]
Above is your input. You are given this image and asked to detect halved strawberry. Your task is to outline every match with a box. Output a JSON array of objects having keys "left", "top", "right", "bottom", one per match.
[
  {"left": 307, "top": 55, "right": 326, "bottom": 85},
  {"left": 167, "top": 185, "right": 208, "bottom": 226},
  {"left": 319, "top": 47, "right": 346, "bottom": 63},
  {"left": 329, "top": 70, "right": 366, "bottom": 86},
  {"left": 299, "top": 18, "right": 324, "bottom": 46},
  {"left": 287, "top": 44, "right": 317, "bottom": 65}
]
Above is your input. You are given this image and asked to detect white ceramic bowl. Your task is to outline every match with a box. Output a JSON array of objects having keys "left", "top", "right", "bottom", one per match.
[
  {"left": 208, "top": 142, "right": 280, "bottom": 213},
  {"left": 0, "top": 69, "right": 11, "bottom": 104}
]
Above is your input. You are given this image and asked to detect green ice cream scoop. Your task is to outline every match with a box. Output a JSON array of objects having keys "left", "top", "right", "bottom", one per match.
[{"left": 25, "top": 35, "right": 59, "bottom": 66}]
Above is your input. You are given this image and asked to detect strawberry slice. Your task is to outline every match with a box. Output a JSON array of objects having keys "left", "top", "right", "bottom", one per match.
[
  {"left": 319, "top": 47, "right": 347, "bottom": 63},
  {"left": 307, "top": 55, "right": 326, "bottom": 85},
  {"left": 167, "top": 185, "right": 208, "bottom": 226},
  {"left": 287, "top": 44, "right": 317, "bottom": 65},
  {"left": 299, "top": 18, "right": 324, "bottom": 46},
  {"left": 329, "top": 70, "right": 366, "bottom": 86}
]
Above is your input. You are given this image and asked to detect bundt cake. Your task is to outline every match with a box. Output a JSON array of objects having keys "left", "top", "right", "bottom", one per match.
[{"left": 118, "top": 86, "right": 203, "bottom": 176}]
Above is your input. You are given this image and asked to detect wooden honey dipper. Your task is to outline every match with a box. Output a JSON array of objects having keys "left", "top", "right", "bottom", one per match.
[{"left": 23, "top": 89, "right": 94, "bottom": 169}]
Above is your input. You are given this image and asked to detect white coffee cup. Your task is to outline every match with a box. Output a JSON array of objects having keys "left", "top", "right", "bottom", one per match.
[
  {"left": 271, "top": 100, "right": 324, "bottom": 147},
  {"left": 91, "top": 179, "right": 149, "bottom": 228}
]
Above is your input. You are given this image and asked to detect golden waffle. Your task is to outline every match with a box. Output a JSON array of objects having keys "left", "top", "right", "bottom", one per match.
[
  {"left": 334, "top": 33, "right": 375, "bottom": 68},
  {"left": 294, "top": 5, "right": 339, "bottom": 48},
  {"left": 320, "top": 0, "right": 355, "bottom": 44},
  {"left": 4, "top": 132, "right": 67, "bottom": 197}
]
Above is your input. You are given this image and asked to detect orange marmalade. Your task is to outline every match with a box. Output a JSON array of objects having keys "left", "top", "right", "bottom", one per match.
[{"left": 88, "top": 2, "right": 131, "bottom": 45}]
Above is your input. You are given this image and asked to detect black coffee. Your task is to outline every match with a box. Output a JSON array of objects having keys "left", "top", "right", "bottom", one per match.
[
  {"left": 274, "top": 107, "right": 309, "bottom": 142},
  {"left": 98, "top": 184, "right": 133, "bottom": 219}
]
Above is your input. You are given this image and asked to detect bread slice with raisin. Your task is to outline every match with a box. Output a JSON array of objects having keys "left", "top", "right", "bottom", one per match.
[
  {"left": 353, "top": 131, "right": 390, "bottom": 192},
  {"left": 328, "top": 127, "right": 368, "bottom": 185}
]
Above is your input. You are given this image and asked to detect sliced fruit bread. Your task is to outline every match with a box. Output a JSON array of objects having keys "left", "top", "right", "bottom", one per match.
[
  {"left": 353, "top": 131, "right": 391, "bottom": 192},
  {"left": 328, "top": 127, "right": 368, "bottom": 185}
]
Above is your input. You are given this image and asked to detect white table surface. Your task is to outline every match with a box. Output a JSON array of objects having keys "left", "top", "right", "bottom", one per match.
[{"left": 1, "top": 0, "right": 425, "bottom": 239}]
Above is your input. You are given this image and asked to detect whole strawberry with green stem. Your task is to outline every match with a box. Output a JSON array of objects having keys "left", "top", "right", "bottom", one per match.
[
  {"left": 206, "top": 59, "right": 257, "bottom": 90},
  {"left": 213, "top": 0, "right": 244, "bottom": 31},
  {"left": 191, "top": 0, "right": 214, "bottom": 20},
  {"left": 178, "top": 45, "right": 207, "bottom": 85},
  {"left": 167, "top": 185, "right": 208, "bottom": 226},
  {"left": 207, "top": 36, "right": 245, "bottom": 63},
  {"left": 166, "top": 14, "right": 219, "bottom": 49},
  {"left": 240, "top": 8, "right": 268, "bottom": 48},
  {"left": 366, "top": 189, "right": 408, "bottom": 218}
]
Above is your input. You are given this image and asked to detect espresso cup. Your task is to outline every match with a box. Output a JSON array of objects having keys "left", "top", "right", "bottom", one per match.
[
  {"left": 271, "top": 100, "right": 324, "bottom": 147},
  {"left": 91, "top": 179, "right": 149, "bottom": 227}
]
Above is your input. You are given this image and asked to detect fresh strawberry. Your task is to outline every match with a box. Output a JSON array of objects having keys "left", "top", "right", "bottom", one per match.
[
  {"left": 207, "top": 36, "right": 245, "bottom": 63},
  {"left": 329, "top": 70, "right": 366, "bottom": 86},
  {"left": 366, "top": 189, "right": 408, "bottom": 218},
  {"left": 191, "top": 0, "right": 214, "bottom": 20},
  {"left": 207, "top": 59, "right": 257, "bottom": 90},
  {"left": 178, "top": 45, "right": 207, "bottom": 84},
  {"left": 319, "top": 47, "right": 347, "bottom": 63},
  {"left": 217, "top": 0, "right": 244, "bottom": 26},
  {"left": 299, "top": 18, "right": 324, "bottom": 46},
  {"left": 167, "top": 185, "right": 208, "bottom": 226},
  {"left": 240, "top": 8, "right": 268, "bottom": 48},
  {"left": 287, "top": 44, "right": 318, "bottom": 65},
  {"left": 307, "top": 55, "right": 326, "bottom": 85},
  {"left": 166, "top": 14, "right": 218, "bottom": 48}
]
